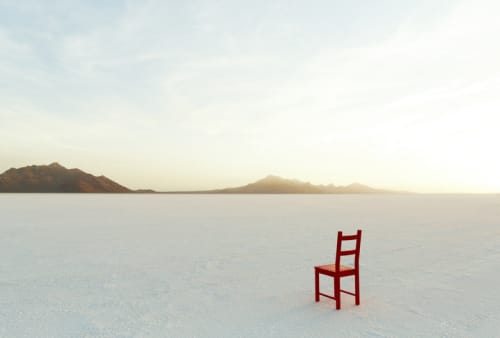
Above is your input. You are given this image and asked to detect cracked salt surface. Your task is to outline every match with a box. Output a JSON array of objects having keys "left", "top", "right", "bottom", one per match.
[{"left": 1, "top": 194, "right": 499, "bottom": 337}]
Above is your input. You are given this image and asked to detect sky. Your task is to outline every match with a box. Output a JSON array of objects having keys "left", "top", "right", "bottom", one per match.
[{"left": 1, "top": 0, "right": 499, "bottom": 193}]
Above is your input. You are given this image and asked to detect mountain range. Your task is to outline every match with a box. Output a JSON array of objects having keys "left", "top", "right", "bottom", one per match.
[
  {"left": 203, "top": 175, "right": 394, "bottom": 194},
  {"left": 0, "top": 163, "right": 133, "bottom": 193},
  {"left": 0, "top": 163, "right": 398, "bottom": 194}
]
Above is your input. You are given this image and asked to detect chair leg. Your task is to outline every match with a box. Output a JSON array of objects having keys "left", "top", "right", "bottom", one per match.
[
  {"left": 334, "top": 276, "right": 341, "bottom": 310},
  {"left": 355, "top": 272, "right": 360, "bottom": 305},
  {"left": 315, "top": 270, "right": 320, "bottom": 302}
]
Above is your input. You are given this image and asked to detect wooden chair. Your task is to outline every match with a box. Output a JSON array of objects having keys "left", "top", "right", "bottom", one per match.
[{"left": 314, "top": 229, "right": 362, "bottom": 310}]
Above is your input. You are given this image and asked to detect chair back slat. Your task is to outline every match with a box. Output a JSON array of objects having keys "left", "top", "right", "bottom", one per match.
[
  {"left": 335, "top": 230, "right": 362, "bottom": 272},
  {"left": 340, "top": 249, "right": 357, "bottom": 256}
]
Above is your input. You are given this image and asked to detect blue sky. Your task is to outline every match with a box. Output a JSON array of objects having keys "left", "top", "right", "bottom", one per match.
[{"left": 1, "top": 0, "right": 499, "bottom": 192}]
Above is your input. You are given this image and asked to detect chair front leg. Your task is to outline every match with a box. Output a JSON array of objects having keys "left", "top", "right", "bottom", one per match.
[
  {"left": 315, "top": 270, "right": 320, "bottom": 302},
  {"left": 334, "top": 276, "right": 341, "bottom": 310}
]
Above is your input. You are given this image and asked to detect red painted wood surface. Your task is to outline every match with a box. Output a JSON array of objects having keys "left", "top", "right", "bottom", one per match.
[{"left": 314, "top": 229, "right": 362, "bottom": 310}]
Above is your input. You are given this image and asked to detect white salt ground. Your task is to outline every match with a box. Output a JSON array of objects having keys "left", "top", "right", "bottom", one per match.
[{"left": 1, "top": 194, "right": 499, "bottom": 337}]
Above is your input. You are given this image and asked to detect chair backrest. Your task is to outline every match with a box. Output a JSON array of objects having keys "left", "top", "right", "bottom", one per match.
[{"left": 335, "top": 229, "right": 362, "bottom": 272}]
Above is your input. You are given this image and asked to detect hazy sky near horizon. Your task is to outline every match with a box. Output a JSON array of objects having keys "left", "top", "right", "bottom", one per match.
[{"left": 1, "top": 0, "right": 500, "bottom": 192}]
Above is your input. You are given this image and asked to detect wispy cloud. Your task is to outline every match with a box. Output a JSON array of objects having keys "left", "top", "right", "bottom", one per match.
[{"left": 1, "top": 0, "right": 499, "bottom": 191}]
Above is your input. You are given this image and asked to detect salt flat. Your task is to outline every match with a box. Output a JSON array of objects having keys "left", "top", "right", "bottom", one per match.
[{"left": 1, "top": 194, "right": 499, "bottom": 337}]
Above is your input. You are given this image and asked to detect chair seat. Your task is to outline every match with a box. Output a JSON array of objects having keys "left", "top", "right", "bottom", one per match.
[{"left": 315, "top": 264, "right": 355, "bottom": 276}]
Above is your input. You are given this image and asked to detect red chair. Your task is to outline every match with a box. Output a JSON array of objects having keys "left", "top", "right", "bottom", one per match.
[{"left": 314, "top": 229, "right": 362, "bottom": 310}]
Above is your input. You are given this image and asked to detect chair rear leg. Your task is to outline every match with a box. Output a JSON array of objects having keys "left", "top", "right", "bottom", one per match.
[
  {"left": 355, "top": 272, "right": 360, "bottom": 305},
  {"left": 334, "top": 276, "right": 341, "bottom": 310},
  {"left": 315, "top": 270, "right": 320, "bottom": 302}
]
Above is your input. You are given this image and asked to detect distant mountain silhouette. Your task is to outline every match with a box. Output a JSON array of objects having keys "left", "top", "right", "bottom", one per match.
[
  {"left": 0, "top": 163, "right": 134, "bottom": 193},
  {"left": 203, "top": 175, "right": 397, "bottom": 194},
  {"left": 0, "top": 164, "right": 401, "bottom": 194}
]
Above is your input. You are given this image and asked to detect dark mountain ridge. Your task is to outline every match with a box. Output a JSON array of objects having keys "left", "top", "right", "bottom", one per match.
[{"left": 0, "top": 163, "right": 132, "bottom": 193}]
